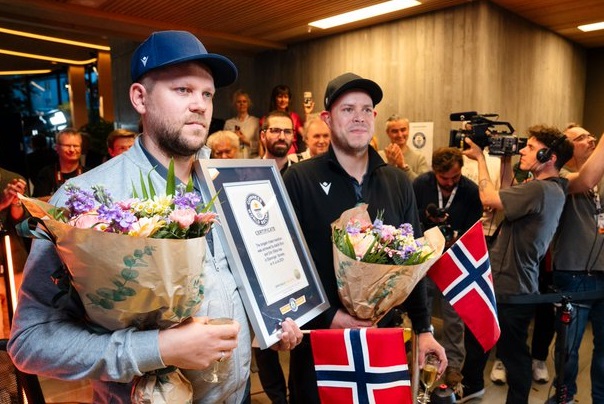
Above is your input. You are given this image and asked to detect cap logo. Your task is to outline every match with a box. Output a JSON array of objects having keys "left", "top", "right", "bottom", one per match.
[{"left": 141, "top": 56, "right": 148, "bottom": 67}]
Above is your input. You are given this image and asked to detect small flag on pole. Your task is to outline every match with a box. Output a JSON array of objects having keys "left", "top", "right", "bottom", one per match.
[{"left": 428, "top": 221, "right": 500, "bottom": 352}]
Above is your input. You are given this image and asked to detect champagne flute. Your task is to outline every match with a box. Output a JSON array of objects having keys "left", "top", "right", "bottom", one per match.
[
  {"left": 418, "top": 353, "right": 441, "bottom": 403},
  {"left": 200, "top": 299, "right": 234, "bottom": 383}
]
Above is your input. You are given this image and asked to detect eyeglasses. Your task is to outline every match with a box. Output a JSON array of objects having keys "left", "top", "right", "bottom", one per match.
[
  {"left": 266, "top": 127, "right": 294, "bottom": 136},
  {"left": 58, "top": 143, "right": 81, "bottom": 149}
]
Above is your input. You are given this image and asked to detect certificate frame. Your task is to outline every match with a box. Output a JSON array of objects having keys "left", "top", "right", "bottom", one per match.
[{"left": 195, "top": 159, "right": 329, "bottom": 349}]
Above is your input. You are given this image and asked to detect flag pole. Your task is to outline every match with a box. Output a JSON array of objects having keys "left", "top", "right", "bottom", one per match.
[{"left": 411, "top": 330, "right": 419, "bottom": 403}]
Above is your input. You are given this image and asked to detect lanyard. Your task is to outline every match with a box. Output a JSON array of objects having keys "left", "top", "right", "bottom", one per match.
[
  {"left": 437, "top": 185, "right": 458, "bottom": 211},
  {"left": 593, "top": 185, "right": 602, "bottom": 215}
]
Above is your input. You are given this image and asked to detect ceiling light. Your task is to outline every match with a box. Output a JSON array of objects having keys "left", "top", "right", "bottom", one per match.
[
  {"left": 30, "top": 81, "right": 46, "bottom": 91},
  {"left": 0, "top": 69, "right": 52, "bottom": 76},
  {"left": 0, "top": 27, "right": 110, "bottom": 51},
  {"left": 309, "top": 0, "right": 421, "bottom": 29},
  {"left": 0, "top": 49, "right": 97, "bottom": 65},
  {"left": 578, "top": 21, "right": 604, "bottom": 32}
]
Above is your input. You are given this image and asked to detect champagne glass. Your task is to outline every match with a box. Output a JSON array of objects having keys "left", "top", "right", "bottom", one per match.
[
  {"left": 200, "top": 299, "right": 234, "bottom": 383},
  {"left": 418, "top": 353, "right": 441, "bottom": 403}
]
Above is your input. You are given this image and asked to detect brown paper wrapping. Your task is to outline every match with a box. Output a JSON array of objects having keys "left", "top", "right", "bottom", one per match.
[
  {"left": 131, "top": 369, "right": 194, "bottom": 404},
  {"left": 332, "top": 205, "right": 445, "bottom": 322},
  {"left": 19, "top": 195, "right": 206, "bottom": 403}
]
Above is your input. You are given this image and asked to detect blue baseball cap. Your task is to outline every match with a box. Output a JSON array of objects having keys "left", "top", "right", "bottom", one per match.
[{"left": 131, "top": 30, "right": 238, "bottom": 87}]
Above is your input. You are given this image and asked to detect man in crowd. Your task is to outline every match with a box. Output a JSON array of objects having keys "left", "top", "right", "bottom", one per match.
[
  {"left": 33, "top": 128, "right": 86, "bottom": 200},
  {"left": 380, "top": 114, "right": 430, "bottom": 180},
  {"left": 462, "top": 126, "right": 574, "bottom": 403},
  {"left": 284, "top": 72, "right": 446, "bottom": 403},
  {"left": 289, "top": 115, "right": 331, "bottom": 162},
  {"left": 255, "top": 109, "right": 296, "bottom": 403},
  {"left": 8, "top": 30, "right": 301, "bottom": 404},
  {"left": 261, "top": 110, "right": 295, "bottom": 174},
  {"left": 548, "top": 124, "right": 604, "bottom": 404},
  {"left": 207, "top": 130, "right": 240, "bottom": 159},
  {"left": 107, "top": 128, "right": 137, "bottom": 158},
  {"left": 413, "top": 147, "right": 483, "bottom": 393}
]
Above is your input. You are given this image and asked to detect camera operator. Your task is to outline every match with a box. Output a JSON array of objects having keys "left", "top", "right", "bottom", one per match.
[
  {"left": 413, "top": 147, "right": 483, "bottom": 394},
  {"left": 462, "top": 125, "right": 574, "bottom": 404}
]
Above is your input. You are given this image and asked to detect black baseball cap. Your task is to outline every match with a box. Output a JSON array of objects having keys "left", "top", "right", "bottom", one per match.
[
  {"left": 131, "top": 30, "right": 238, "bottom": 87},
  {"left": 324, "top": 72, "right": 383, "bottom": 110}
]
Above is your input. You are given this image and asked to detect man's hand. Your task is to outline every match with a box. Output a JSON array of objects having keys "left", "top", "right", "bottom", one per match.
[
  {"left": 271, "top": 317, "right": 304, "bottom": 351},
  {"left": 0, "top": 178, "right": 26, "bottom": 210},
  {"left": 385, "top": 143, "right": 405, "bottom": 168},
  {"left": 158, "top": 317, "right": 240, "bottom": 370},
  {"left": 462, "top": 138, "right": 484, "bottom": 162},
  {"left": 330, "top": 309, "right": 374, "bottom": 329},
  {"left": 417, "top": 332, "right": 448, "bottom": 375}
]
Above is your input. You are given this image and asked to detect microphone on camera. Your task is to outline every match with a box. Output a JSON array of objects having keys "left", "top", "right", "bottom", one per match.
[{"left": 449, "top": 111, "right": 478, "bottom": 121}]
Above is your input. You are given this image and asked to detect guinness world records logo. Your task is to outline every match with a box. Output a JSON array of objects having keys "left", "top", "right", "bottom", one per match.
[{"left": 246, "top": 194, "right": 269, "bottom": 226}]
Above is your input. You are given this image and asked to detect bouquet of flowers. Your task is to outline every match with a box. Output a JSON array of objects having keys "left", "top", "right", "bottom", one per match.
[
  {"left": 17, "top": 163, "right": 217, "bottom": 403},
  {"left": 332, "top": 204, "right": 445, "bottom": 322}
]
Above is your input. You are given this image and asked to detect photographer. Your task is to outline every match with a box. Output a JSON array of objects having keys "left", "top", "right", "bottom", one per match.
[
  {"left": 413, "top": 147, "right": 483, "bottom": 395},
  {"left": 463, "top": 125, "right": 573, "bottom": 404}
]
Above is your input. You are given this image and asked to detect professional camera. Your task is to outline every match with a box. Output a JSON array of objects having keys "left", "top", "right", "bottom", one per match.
[
  {"left": 426, "top": 203, "right": 455, "bottom": 243},
  {"left": 448, "top": 111, "right": 527, "bottom": 156}
]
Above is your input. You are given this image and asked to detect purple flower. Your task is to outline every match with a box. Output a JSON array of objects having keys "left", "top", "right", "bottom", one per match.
[
  {"left": 64, "top": 184, "right": 96, "bottom": 216},
  {"left": 174, "top": 186, "right": 202, "bottom": 210},
  {"left": 98, "top": 204, "right": 137, "bottom": 233},
  {"left": 399, "top": 223, "right": 413, "bottom": 236}
]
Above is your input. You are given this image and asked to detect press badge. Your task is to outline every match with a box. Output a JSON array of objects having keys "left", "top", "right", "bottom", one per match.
[{"left": 598, "top": 212, "right": 604, "bottom": 234}]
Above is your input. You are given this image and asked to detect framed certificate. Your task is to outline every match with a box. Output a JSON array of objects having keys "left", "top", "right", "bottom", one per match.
[{"left": 195, "top": 159, "right": 329, "bottom": 349}]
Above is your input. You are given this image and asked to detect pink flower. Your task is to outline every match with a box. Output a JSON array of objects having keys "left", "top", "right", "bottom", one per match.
[
  {"left": 68, "top": 212, "right": 109, "bottom": 231},
  {"left": 116, "top": 198, "right": 138, "bottom": 210},
  {"left": 169, "top": 208, "right": 196, "bottom": 229},
  {"left": 194, "top": 211, "right": 218, "bottom": 225},
  {"left": 349, "top": 233, "right": 377, "bottom": 260}
]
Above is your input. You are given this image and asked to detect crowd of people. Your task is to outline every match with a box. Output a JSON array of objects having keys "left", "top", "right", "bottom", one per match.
[{"left": 1, "top": 29, "right": 603, "bottom": 404}]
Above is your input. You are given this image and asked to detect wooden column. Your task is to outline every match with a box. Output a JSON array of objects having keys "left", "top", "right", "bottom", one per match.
[
  {"left": 97, "top": 51, "right": 114, "bottom": 121},
  {"left": 68, "top": 66, "right": 87, "bottom": 128}
]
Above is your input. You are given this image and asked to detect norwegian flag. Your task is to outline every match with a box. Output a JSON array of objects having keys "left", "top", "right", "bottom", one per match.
[
  {"left": 310, "top": 328, "right": 412, "bottom": 404},
  {"left": 427, "top": 221, "right": 500, "bottom": 352}
]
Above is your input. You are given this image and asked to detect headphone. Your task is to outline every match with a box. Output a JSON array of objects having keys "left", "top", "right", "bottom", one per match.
[{"left": 536, "top": 135, "right": 567, "bottom": 163}]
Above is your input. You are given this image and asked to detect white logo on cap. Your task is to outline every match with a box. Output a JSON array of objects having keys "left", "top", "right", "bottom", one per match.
[{"left": 141, "top": 56, "right": 148, "bottom": 67}]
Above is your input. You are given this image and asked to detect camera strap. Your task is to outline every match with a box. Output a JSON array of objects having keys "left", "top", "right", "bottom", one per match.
[{"left": 437, "top": 185, "right": 458, "bottom": 211}]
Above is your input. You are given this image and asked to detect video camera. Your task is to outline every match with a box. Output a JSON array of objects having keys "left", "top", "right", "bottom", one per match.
[{"left": 448, "top": 111, "right": 527, "bottom": 156}]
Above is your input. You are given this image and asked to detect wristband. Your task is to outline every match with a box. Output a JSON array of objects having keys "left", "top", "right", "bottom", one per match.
[{"left": 415, "top": 325, "right": 434, "bottom": 335}]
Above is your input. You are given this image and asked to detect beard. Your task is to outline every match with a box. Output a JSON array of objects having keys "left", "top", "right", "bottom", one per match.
[
  {"left": 146, "top": 112, "right": 208, "bottom": 157},
  {"left": 267, "top": 140, "right": 291, "bottom": 158}
]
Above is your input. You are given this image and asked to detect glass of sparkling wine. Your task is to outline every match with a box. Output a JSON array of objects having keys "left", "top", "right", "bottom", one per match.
[
  {"left": 200, "top": 299, "right": 234, "bottom": 383},
  {"left": 418, "top": 353, "right": 441, "bottom": 403}
]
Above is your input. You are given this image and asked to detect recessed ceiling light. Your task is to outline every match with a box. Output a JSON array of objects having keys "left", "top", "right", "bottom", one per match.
[
  {"left": 309, "top": 0, "right": 421, "bottom": 30},
  {"left": 0, "top": 49, "right": 97, "bottom": 65},
  {"left": 0, "top": 69, "right": 53, "bottom": 76},
  {"left": 0, "top": 27, "right": 110, "bottom": 51},
  {"left": 578, "top": 22, "right": 604, "bottom": 32}
]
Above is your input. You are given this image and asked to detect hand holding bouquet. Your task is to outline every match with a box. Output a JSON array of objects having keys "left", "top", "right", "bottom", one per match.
[
  {"left": 332, "top": 204, "right": 445, "bottom": 322},
  {"left": 17, "top": 163, "right": 218, "bottom": 403}
]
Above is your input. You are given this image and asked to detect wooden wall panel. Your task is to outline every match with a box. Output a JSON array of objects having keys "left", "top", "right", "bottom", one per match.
[{"left": 246, "top": 0, "right": 585, "bottom": 149}]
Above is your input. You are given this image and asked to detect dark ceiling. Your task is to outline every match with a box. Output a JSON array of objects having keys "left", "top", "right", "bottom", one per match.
[{"left": 0, "top": 0, "right": 603, "bottom": 74}]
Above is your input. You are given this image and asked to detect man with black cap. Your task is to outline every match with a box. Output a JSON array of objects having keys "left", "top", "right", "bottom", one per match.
[
  {"left": 283, "top": 72, "right": 447, "bottom": 403},
  {"left": 8, "top": 30, "right": 302, "bottom": 404}
]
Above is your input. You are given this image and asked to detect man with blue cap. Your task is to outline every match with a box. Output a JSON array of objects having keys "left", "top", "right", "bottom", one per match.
[{"left": 8, "top": 31, "right": 302, "bottom": 403}]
